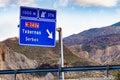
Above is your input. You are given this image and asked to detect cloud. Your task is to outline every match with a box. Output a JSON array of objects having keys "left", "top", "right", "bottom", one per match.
[
  {"left": 71, "top": 0, "right": 118, "bottom": 7},
  {"left": 54, "top": 0, "right": 69, "bottom": 8},
  {"left": 0, "top": 0, "right": 36, "bottom": 8},
  {"left": 17, "top": 0, "right": 36, "bottom": 6},
  {"left": 54, "top": 0, "right": 119, "bottom": 8},
  {"left": 0, "top": 0, "right": 10, "bottom": 7},
  {"left": 116, "top": 9, "right": 120, "bottom": 15}
]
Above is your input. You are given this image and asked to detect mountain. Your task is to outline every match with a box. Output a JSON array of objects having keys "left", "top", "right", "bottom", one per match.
[
  {"left": 63, "top": 22, "right": 120, "bottom": 46},
  {"left": 0, "top": 41, "right": 40, "bottom": 80},
  {"left": 63, "top": 22, "right": 120, "bottom": 64},
  {"left": 2, "top": 37, "right": 96, "bottom": 67},
  {"left": 111, "top": 22, "right": 120, "bottom": 27},
  {"left": 0, "top": 37, "right": 100, "bottom": 79},
  {"left": 2, "top": 22, "right": 120, "bottom": 79}
]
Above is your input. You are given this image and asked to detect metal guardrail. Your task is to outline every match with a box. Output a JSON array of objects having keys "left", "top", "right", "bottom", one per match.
[
  {"left": 0, "top": 65, "right": 120, "bottom": 74},
  {"left": 0, "top": 68, "right": 58, "bottom": 75},
  {"left": 0, "top": 65, "right": 120, "bottom": 79}
]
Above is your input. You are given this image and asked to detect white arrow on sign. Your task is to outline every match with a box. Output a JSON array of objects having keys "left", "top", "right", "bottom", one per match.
[{"left": 46, "top": 29, "right": 53, "bottom": 39}]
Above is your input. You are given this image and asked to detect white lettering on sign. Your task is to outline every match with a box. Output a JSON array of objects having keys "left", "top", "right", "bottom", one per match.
[
  {"left": 41, "top": 11, "right": 46, "bottom": 18},
  {"left": 48, "top": 13, "right": 54, "bottom": 18},
  {"left": 25, "top": 37, "right": 39, "bottom": 42},
  {"left": 22, "top": 29, "right": 41, "bottom": 35},
  {"left": 22, "top": 11, "right": 32, "bottom": 15},
  {"left": 33, "top": 12, "right": 36, "bottom": 16}
]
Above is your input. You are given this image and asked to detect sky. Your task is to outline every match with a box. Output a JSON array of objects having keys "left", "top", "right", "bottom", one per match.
[{"left": 0, "top": 0, "right": 120, "bottom": 41}]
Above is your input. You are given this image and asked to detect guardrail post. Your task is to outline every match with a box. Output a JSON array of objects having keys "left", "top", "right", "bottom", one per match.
[
  {"left": 14, "top": 70, "right": 17, "bottom": 80},
  {"left": 106, "top": 66, "right": 109, "bottom": 78}
]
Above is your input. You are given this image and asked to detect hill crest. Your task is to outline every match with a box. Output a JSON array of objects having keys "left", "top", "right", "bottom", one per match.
[
  {"left": 63, "top": 21, "right": 120, "bottom": 64},
  {"left": 63, "top": 22, "right": 120, "bottom": 46}
]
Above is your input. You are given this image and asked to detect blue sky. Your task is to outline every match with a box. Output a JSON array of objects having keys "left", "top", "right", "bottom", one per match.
[{"left": 0, "top": 0, "right": 120, "bottom": 41}]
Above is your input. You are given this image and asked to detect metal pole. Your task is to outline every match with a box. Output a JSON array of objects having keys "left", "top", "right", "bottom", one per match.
[
  {"left": 14, "top": 70, "right": 17, "bottom": 80},
  {"left": 57, "top": 28, "right": 64, "bottom": 80},
  {"left": 106, "top": 66, "right": 109, "bottom": 78}
]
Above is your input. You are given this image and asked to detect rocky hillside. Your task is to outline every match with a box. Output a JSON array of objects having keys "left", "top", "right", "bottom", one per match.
[
  {"left": 63, "top": 22, "right": 120, "bottom": 64},
  {"left": 69, "top": 44, "right": 120, "bottom": 64},
  {"left": 0, "top": 37, "right": 100, "bottom": 79},
  {"left": 0, "top": 42, "right": 40, "bottom": 80},
  {"left": 2, "top": 37, "right": 96, "bottom": 67},
  {"left": 63, "top": 22, "right": 120, "bottom": 46}
]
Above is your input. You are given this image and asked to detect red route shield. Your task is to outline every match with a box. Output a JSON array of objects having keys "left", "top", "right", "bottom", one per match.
[{"left": 25, "top": 22, "right": 39, "bottom": 28}]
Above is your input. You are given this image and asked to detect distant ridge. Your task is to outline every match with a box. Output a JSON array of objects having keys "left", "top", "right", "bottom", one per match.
[
  {"left": 111, "top": 22, "right": 120, "bottom": 26},
  {"left": 63, "top": 21, "right": 120, "bottom": 46},
  {"left": 63, "top": 21, "right": 120, "bottom": 64}
]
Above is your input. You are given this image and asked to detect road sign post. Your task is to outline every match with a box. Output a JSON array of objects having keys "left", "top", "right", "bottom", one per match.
[
  {"left": 19, "top": 6, "right": 56, "bottom": 47},
  {"left": 57, "top": 28, "right": 64, "bottom": 80}
]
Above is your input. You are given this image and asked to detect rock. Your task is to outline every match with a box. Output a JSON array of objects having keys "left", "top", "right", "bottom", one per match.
[{"left": 0, "top": 42, "right": 55, "bottom": 80}]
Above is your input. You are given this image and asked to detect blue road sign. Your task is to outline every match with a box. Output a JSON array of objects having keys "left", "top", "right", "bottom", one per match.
[
  {"left": 20, "top": 7, "right": 38, "bottom": 18},
  {"left": 19, "top": 6, "right": 56, "bottom": 47},
  {"left": 39, "top": 9, "right": 56, "bottom": 19}
]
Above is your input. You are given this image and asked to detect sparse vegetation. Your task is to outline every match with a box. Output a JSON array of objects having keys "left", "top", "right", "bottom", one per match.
[
  {"left": 3, "top": 38, "right": 92, "bottom": 67},
  {"left": 115, "top": 71, "right": 120, "bottom": 80},
  {"left": 32, "top": 63, "right": 58, "bottom": 77},
  {"left": 82, "top": 44, "right": 92, "bottom": 52}
]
